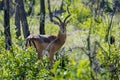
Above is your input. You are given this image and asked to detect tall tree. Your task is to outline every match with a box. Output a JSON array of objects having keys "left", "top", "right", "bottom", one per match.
[
  {"left": 15, "top": 0, "right": 21, "bottom": 38},
  {"left": 15, "top": 0, "right": 30, "bottom": 38},
  {"left": 27, "top": 0, "right": 35, "bottom": 16},
  {"left": 60, "top": 0, "right": 64, "bottom": 12},
  {"left": 0, "top": 0, "right": 3, "bottom": 10},
  {"left": 47, "top": 0, "right": 53, "bottom": 22},
  {"left": 3, "top": 0, "right": 12, "bottom": 50},
  {"left": 40, "top": 0, "right": 45, "bottom": 34}
]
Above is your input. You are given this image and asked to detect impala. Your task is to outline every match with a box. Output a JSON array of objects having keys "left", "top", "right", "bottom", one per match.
[{"left": 25, "top": 9, "right": 71, "bottom": 65}]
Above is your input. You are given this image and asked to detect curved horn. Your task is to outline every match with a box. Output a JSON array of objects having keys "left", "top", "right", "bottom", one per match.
[
  {"left": 64, "top": 14, "right": 71, "bottom": 23},
  {"left": 53, "top": 15, "right": 62, "bottom": 23},
  {"left": 64, "top": 6, "right": 71, "bottom": 23}
]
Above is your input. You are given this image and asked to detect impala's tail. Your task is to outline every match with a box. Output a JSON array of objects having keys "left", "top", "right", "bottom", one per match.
[
  {"left": 25, "top": 38, "right": 30, "bottom": 47},
  {"left": 25, "top": 38, "right": 37, "bottom": 49}
]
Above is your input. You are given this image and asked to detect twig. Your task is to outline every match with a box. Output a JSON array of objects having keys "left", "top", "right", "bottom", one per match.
[
  {"left": 86, "top": 20, "right": 96, "bottom": 80},
  {"left": 105, "top": 4, "right": 116, "bottom": 43}
]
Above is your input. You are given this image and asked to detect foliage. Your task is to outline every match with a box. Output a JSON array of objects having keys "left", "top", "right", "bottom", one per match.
[
  {"left": 0, "top": 45, "right": 90, "bottom": 80},
  {"left": 0, "top": 46, "right": 49, "bottom": 79},
  {"left": 69, "top": 0, "right": 91, "bottom": 26}
]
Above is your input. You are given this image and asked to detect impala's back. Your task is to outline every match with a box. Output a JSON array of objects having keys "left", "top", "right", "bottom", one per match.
[{"left": 25, "top": 34, "right": 57, "bottom": 51}]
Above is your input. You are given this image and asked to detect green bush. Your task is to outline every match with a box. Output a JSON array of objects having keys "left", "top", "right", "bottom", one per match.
[{"left": 0, "top": 46, "right": 49, "bottom": 79}]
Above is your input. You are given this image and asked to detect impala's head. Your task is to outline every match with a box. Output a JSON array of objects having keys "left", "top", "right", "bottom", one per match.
[{"left": 53, "top": 8, "right": 71, "bottom": 34}]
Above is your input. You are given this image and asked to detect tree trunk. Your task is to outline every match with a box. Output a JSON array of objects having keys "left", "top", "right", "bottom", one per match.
[
  {"left": 0, "top": 0, "right": 3, "bottom": 10},
  {"left": 15, "top": 0, "right": 21, "bottom": 38},
  {"left": 40, "top": 0, "right": 45, "bottom": 34},
  {"left": 3, "top": 0, "right": 12, "bottom": 50},
  {"left": 19, "top": 0, "right": 30, "bottom": 38},
  {"left": 27, "top": 0, "right": 35, "bottom": 16},
  {"left": 60, "top": 0, "right": 64, "bottom": 11},
  {"left": 47, "top": 0, "right": 53, "bottom": 22},
  {"left": 9, "top": 0, "right": 14, "bottom": 17}
]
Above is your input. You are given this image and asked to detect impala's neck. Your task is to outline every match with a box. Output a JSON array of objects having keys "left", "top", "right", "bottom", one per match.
[{"left": 57, "top": 30, "right": 66, "bottom": 44}]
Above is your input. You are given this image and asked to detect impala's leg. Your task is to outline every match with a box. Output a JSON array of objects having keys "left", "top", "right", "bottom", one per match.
[
  {"left": 37, "top": 50, "right": 42, "bottom": 60},
  {"left": 50, "top": 53, "right": 54, "bottom": 66}
]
